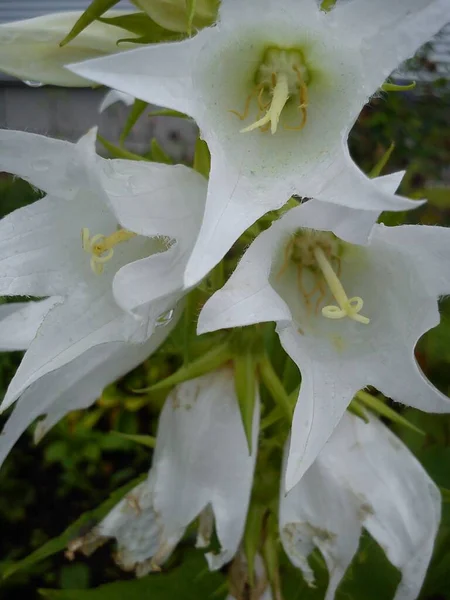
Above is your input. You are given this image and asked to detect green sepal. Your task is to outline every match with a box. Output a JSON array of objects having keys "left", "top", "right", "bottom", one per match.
[
  {"left": 356, "top": 390, "right": 425, "bottom": 436},
  {"left": 186, "top": 0, "right": 197, "bottom": 35},
  {"left": 243, "top": 504, "right": 265, "bottom": 587},
  {"left": 382, "top": 81, "right": 416, "bottom": 93},
  {"left": 193, "top": 138, "right": 211, "bottom": 178},
  {"left": 150, "top": 138, "right": 173, "bottom": 164},
  {"left": 110, "top": 431, "right": 156, "bottom": 448},
  {"left": 348, "top": 399, "right": 370, "bottom": 423},
  {"left": 369, "top": 142, "right": 395, "bottom": 178},
  {"left": 234, "top": 352, "right": 257, "bottom": 453},
  {"left": 59, "top": 0, "right": 121, "bottom": 46},
  {"left": 97, "top": 133, "right": 149, "bottom": 161},
  {"left": 119, "top": 99, "right": 148, "bottom": 144},
  {"left": 320, "top": 0, "right": 337, "bottom": 11},
  {"left": 1, "top": 474, "right": 146, "bottom": 580},
  {"left": 134, "top": 341, "right": 232, "bottom": 392},
  {"left": 99, "top": 11, "right": 180, "bottom": 43},
  {"left": 258, "top": 356, "right": 293, "bottom": 420}
]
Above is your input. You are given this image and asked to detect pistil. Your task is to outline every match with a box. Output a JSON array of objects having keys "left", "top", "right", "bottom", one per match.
[
  {"left": 313, "top": 247, "right": 369, "bottom": 325},
  {"left": 82, "top": 227, "right": 137, "bottom": 275}
]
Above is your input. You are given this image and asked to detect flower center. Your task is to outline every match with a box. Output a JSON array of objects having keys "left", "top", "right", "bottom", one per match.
[
  {"left": 81, "top": 227, "right": 137, "bottom": 275},
  {"left": 278, "top": 230, "right": 370, "bottom": 325},
  {"left": 231, "top": 47, "right": 309, "bottom": 135}
]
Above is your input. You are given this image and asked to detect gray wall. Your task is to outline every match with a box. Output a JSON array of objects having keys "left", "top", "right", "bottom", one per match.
[{"left": 0, "top": 84, "right": 198, "bottom": 161}]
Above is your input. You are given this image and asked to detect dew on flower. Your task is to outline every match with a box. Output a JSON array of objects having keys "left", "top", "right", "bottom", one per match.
[
  {"left": 279, "top": 229, "right": 370, "bottom": 325},
  {"left": 81, "top": 227, "right": 137, "bottom": 274},
  {"left": 231, "top": 47, "right": 310, "bottom": 135}
]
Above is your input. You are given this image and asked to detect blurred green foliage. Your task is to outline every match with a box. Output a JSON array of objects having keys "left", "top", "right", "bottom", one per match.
[{"left": 1, "top": 78, "right": 450, "bottom": 599}]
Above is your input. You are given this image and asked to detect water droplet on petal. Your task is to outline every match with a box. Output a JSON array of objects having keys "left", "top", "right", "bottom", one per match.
[
  {"left": 156, "top": 309, "right": 174, "bottom": 327},
  {"left": 32, "top": 158, "right": 51, "bottom": 172},
  {"left": 23, "top": 80, "right": 44, "bottom": 88}
]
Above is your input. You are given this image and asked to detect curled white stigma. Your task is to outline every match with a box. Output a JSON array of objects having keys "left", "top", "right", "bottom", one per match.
[
  {"left": 81, "top": 227, "right": 137, "bottom": 275},
  {"left": 313, "top": 246, "right": 370, "bottom": 325}
]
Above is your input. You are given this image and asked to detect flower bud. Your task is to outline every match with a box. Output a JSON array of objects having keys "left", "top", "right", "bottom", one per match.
[{"left": 133, "top": 0, "right": 219, "bottom": 32}]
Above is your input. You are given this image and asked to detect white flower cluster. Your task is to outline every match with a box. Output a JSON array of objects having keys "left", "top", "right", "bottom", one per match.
[{"left": 0, "top": 1, "right": 450, "bottom": 599}]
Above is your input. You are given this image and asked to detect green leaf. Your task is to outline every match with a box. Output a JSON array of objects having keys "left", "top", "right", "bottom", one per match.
[
  {"left": 416, "top": 186, "right": 450, "bottom": 209},
  {"left": 382, "top": 81, "right": 416, "bottom": 93},
  {"left": 356, "top": 391, "right": 425, "bottom": 436},
  {"left": 134, "top": 342, "right": 232, "bottom": 393},
  {"left": 234, "top": 352, "right": 257, "bottom": 453},
  {"left": 110, "top": 431, "right": 156, "bottom": 448},
  {"left": 59, "top": 0, "right": 121, "bottom": 46},
  {"left": 369, "top": 142, "right": 395, "bottom": 178},
  {"left": 97, "top": 133, "right": 149, "bottom": 161},
  {"left": 1, "top": 475, "right": 146, "bottom": 580},
  {"left": 150, "top": 139, "right": 173, "bottom": 164},
  {"left": 119, "top": 99, "right": 148, "bottom": 144},
  {"left": 148, "top": 108, "right": 189, "bottom": 119},
  {"left": 258, "top": 356, "right": 293, "bottom": 421},
  {"left": 193, "top": 138, "right": 211, "bottom": 178},
  {"left": 39, "top": 550, "right": 226, "bottom": 599}
]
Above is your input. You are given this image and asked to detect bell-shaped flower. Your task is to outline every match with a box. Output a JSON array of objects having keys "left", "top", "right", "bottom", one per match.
[
  {"left": 280, "top": 411, "right": 441, "bottom": 600},
  {"left": 198, "top": 174, "right": 450, "bottom": 491},
  {"left": 66, "top": 0, "right": 448, "bottom": 284},
  {"left": 0, "top": 127, "right": 207, "bottom": 411},
  {"left": 0, "top": 11, "right": 138, "bottom": 87},
  {"left": 69, "top": 368, "right": 259, "bottom": 575},
  {"left": 0, "top": 301, "right": 181, "bottom": 471}
]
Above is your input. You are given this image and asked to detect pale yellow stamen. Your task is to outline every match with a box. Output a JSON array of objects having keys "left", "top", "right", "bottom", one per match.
[
  {"left": 81, "top": 227, "right": 137, "bottom": 275},
  {"left": 240, "top": 73, "right": 290, "bottom": 135},
  {"left": 313, "top": 246, "right": 370, "bottom": 325}
]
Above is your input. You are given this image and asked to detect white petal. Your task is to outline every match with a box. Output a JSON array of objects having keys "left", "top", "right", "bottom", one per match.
[
  {"left": 99, "top": 89, "right": 135, "bottom": 112},
  {"left": 332, "top": 0, "right": 450, "bottom": 90},
  {"left": 324, "top": 412, "right": 441, "bottom": 600},
  {"left": 99, "top": 160, "right": 207, "bottom": 243},
  {"left": 280, "top": 437, "right": 362, "bottom": 599},
  {"left": 375, "top": 223, "right": 450, "bottom": 297},
  {"left": 0, "top": 129, "right": 88, "bottom": 199},
  {"left": 68, "top": 30, "right": 211, "bottom": 116},
  {"left": 184, "top": 154, "right": 290, "bottom": 286},
  {"left": 113, "top": 243, "right": 184, "bottom": 316},
  {"left": 0, "top": 192, "right": 116, "bottom": 297},
  {"left": 96, "top": 476, "right": 184, "bottom": 575},
  {"left": 0, "top": 309, "right": 180, "bottom": 470},
  {"left": 152, "top": 368, "right": 259, "bottom": 569},
  {"left": 0, "top": 298, "right": 60, "bottom": 351},
  {"left": 198, "top": 218, "right": 292, "bottom": 334},
  {"left": 356, "top": 224, "right": 450, "bottom": 413},
  {"left": 301, "top": 150, "right": 420, "bottom": 213},
  {"left": 0, "top": 288, "right": 134, "bottom": 411},
  {"left": 280, "top": 323, "right": 366, "bottom": 492},
  {"left": 0, "top": 11, "right": 137, "bottom": 87}
]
